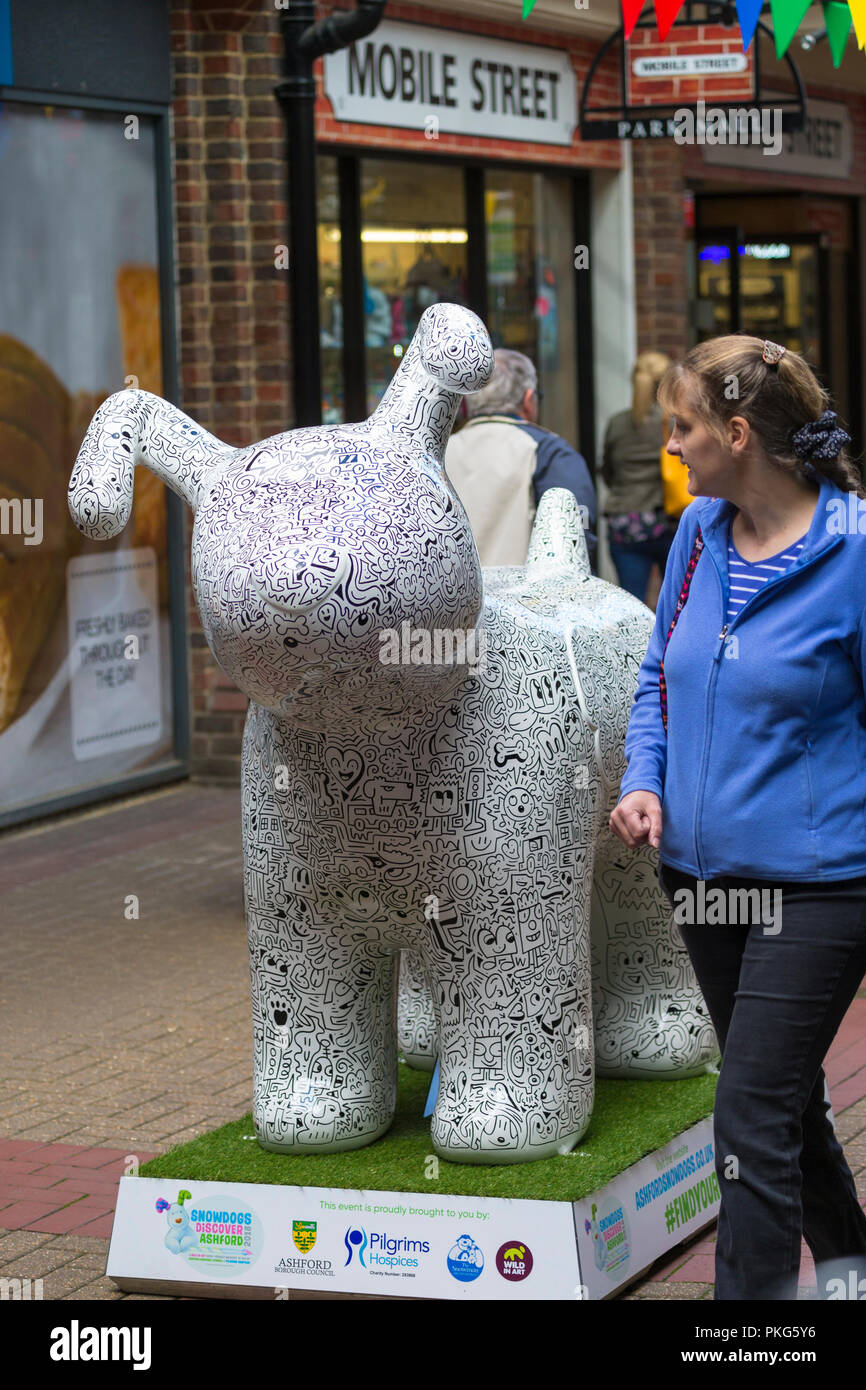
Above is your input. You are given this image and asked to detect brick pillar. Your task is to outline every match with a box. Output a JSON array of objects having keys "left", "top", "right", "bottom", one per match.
[
  {"left": 170, "top": 0, "right": 290, "bottom": 780},
  {"left": 631, "top": 141, "right": 690, "bottom": 362}
]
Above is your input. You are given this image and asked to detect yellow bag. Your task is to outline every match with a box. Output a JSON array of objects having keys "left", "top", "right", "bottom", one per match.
[{"left": 661, "top": 415, "right": 692, "bottom": 519}]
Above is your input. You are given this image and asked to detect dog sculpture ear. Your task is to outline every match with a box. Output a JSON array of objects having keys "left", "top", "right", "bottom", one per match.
[
  {"left": 526, "top": 488, "right": 592, "bottom": 582},
  {"left": 68, "top": 388, "right": 236, "bottom": 541}
]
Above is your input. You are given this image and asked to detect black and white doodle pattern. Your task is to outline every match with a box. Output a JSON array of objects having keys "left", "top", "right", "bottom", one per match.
[{"left": 68, "top": 303, "right": 717, "bottom": 1165}]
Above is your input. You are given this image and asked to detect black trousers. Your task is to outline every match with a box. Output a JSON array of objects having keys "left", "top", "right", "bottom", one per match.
[{"left": 658, "top": 861, "right": 866, "bottom": 1300}]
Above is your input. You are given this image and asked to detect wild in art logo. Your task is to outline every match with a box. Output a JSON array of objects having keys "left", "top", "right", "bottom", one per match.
[{"left": 496, "top": 1241, "right": 534, "bottom": 1281}]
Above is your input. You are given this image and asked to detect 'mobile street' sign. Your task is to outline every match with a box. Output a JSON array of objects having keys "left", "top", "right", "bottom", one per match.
[
  {"left": 633, "top": 54, "right": 748, "bottom": 77},
  {"left": 323, "top": 19, "right": 577, "bottom": 145}
]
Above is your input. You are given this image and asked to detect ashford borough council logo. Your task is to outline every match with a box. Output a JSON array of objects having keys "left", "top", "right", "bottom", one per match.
[{"left": 292, "top": 1220, "right": 317, "bottom": 1253}]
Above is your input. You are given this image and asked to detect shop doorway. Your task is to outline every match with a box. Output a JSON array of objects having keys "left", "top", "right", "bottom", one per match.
[{"left": 692, "top": 194, "right": 860, "bottom": 454}]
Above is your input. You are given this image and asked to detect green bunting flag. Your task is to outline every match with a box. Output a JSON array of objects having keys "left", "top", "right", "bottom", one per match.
[
  {"left": 768, "top": 0, "right": 814, "bottom": 56},
  {"left": 824, "top": 0, "right": 853, "bottom": 64}
]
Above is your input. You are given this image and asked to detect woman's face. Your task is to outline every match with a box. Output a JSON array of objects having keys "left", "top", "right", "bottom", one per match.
[{"left": 665, "top": 389, "right": 736, "bottom": 499}]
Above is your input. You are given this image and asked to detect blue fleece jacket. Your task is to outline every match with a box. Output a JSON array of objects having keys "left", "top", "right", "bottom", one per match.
[{"left": 619, "top": 474, "right": 866, "bottom": 881}]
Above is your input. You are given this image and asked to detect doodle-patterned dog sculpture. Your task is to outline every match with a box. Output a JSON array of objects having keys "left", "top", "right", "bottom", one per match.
[{"left": 69, "top": 303, "right": 717, "bottom": 1164}]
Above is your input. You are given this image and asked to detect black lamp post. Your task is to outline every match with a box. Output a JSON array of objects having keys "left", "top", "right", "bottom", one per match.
[{"left": 276, "top": 0, "right": 388, "bottom": 427}]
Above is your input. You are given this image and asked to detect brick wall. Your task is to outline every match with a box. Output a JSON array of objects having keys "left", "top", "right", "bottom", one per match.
[
  {"left": 628, "top": 23, "right": 755, "bottom": 363},
  {"left": 171, "top": 0, "right": 288, "bottom": 780},
  {"left": 631, "top": 141, "right": 691, "bottom": 360}
]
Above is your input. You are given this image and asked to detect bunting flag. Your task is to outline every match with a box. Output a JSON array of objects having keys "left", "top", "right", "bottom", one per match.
[
  {"left": 617, "top": 0, "right": 864, "bottom": 61},
  {"left": 824, "top": 0, "right": 853, "bottom": 64},
  {"left": 736, "top": 0, "right": 765, "bottom": 50},
  {"left": 769, "top": 0, "right": 814, "bottom": 56},
  {"left": 848, "top": 0, "right": 866, "bottom": 45},
  {"left": 622, "top": 0, "right": 647, "bottom": 39},
  {"left": 653, "top": 0, "right": 686, "bottom": 40}
]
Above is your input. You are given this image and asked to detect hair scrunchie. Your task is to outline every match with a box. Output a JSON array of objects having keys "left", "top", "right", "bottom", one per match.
[{"left": 791, "top": 410, "right": 851, "bottom": 472}]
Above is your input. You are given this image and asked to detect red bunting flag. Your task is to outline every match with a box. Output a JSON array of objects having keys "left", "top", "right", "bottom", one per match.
[
  {"left": 653, "top": 0, "right": 687, "bottom": 38},
  {"left": 622, "top": 0, "right": 647, "bottom": 40}
]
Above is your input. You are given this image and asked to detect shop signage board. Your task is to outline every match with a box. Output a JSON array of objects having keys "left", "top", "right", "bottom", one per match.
[
  {"left": 632, "top": 54, "right": 748, "bottom": 78},
  {"left": 574, "top": 1115, "right": 718, "bottom": 1299},
  {"left": 701, "top": 96, "right": 852, "bottom": 178},
  {"left": 106, "top": 1118, "right": 718, "bottom": 1300},
  {"left": 66, "top": 547, "right": 162, "bottom": 761},
  {"left": 108, "top": 1177, "right": 581, "bottom": 1299},
  {"left": 322, "top": 19, "right": 577, "bottom": 146}
]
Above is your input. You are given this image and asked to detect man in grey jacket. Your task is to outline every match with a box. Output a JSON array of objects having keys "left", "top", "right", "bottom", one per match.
[{"left": 444, "top": 349, "right": 597, "bottom": 569}]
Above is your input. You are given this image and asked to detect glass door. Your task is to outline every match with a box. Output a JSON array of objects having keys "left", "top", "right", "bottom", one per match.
[
  {"left": 483, "top": 169, "right": 579, "bottom": 448},
  {"left": 695, "top": 227, "right": 825, "bottom": 374},
  {"left": 359, "top": 159, "right": 470, "bottom": 415}
]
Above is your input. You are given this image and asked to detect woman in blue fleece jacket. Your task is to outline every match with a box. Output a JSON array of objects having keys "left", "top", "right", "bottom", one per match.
[{"left": 610, "top": 334, "right": 866, "bottom": 1302}]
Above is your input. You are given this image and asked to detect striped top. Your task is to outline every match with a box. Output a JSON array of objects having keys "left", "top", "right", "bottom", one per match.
[{"left": 726, "top": 524, "right": 807, "bottom": 624}]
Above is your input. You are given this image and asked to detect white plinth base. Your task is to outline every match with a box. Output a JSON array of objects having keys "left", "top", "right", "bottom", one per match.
[{"left": 107, "top": 1117, "right": 719, "bottom": 1301}]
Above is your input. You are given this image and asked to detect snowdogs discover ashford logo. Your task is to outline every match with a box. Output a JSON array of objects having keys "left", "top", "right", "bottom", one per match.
[
  {"left": 157, "top": 1190, "right": 197, "bottom": 1255},
  {"left": 155, "top": 1190, "right": 263, "bottom": 1276}
]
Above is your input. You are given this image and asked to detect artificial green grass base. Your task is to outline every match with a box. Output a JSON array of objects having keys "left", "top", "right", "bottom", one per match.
[{"left": 141, "top": 1063, "right": 717, "bottom": 1202}]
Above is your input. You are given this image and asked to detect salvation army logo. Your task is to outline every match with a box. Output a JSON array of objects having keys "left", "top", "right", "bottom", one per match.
[
  {"left": 446, "top": 1234, "right": 484, "bottom": 1282},
  {"left": 495, "top": 1241, "right": 533, "bottom": 1281}
]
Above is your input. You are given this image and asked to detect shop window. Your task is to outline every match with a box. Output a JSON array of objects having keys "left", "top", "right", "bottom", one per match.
[
  {"left": 696, "top": 236, "right": 821, "bottom": 366},
  {"left": 359, "top": 159, "right": 469, "bottom": 415},
  {"left": 0, "top": 101, "right": 181, "bottom": 824},
  {"left": 315, "top": 154, "right": 591, "bottom": 460},
  {"left": 483, "top": 169, "right": 579, "bottom": 449}
]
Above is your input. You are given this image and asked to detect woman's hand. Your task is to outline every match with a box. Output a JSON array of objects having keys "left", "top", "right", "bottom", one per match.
[{"left": 610, "top": 790, "right": 662, "bottom": 850}]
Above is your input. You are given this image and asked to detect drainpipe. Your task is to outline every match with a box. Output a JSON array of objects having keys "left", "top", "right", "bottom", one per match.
[{"left": 276, "top": 1, "right": 388, "bottom": 428}]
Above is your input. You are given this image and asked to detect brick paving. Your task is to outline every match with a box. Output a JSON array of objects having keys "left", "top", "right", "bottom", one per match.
[{"left": 1, "top": 782, "right": 865, "bottom": 1301}]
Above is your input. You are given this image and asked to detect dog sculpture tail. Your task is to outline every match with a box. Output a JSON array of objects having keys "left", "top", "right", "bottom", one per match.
[
  {"left": 68, "top": 388, "right": 235, "bottom": 540},
  {"left": 526, "top": 488, "right": 592, "bottom": 582}
]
